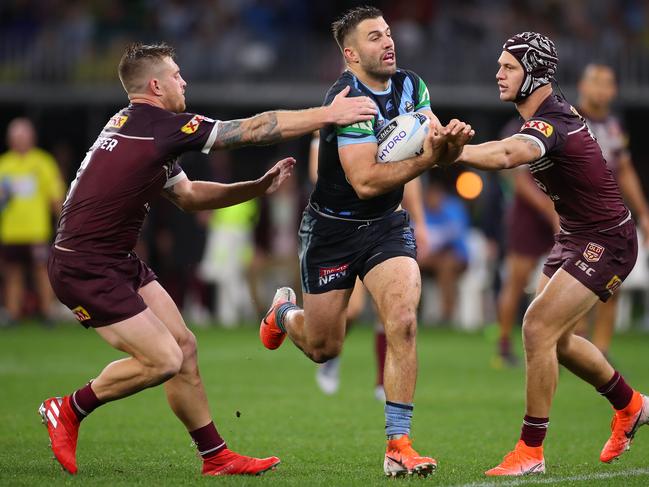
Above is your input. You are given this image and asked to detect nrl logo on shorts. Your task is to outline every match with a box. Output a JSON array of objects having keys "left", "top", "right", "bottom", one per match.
[
  {"left": 72, "top": 305, "right": 91, "bottom": 322},
  {"left": 583, "top": 242, "right": 605, "bottom": 262},
  {"left": 606, "top": 275, "right": 622, "bottom": 294},
  {"left": 318, "top": 263, "right": 349, "bottom": 286}
]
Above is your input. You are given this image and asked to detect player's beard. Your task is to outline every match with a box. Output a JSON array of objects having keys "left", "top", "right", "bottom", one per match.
[{"left": 362, "top": 56, "right": 397, "bottom": 82}]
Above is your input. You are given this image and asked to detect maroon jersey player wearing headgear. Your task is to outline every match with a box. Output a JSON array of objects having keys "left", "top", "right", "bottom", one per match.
[
  {"left": 39, "top": 42, "right": 377, "bottom": 477},
  {"left": 442, "top": 32, "right": 649, "bottom": 476}
]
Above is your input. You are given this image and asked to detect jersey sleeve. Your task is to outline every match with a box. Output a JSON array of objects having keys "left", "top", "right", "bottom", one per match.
[
  {"left": 414, "top": 76, "right": 431, "bottom": 112},
  {"left": 153, "top": 112, "right": 220, "bottom": 155},
  {"left": 163, "top": 162, "right": 187, "bottom": 189},
  {"left": 329, "top": 82, "right": 378, "bottom": 147},
  {"left": 517, "top": 117, "right": 566, "bottom": 157}
]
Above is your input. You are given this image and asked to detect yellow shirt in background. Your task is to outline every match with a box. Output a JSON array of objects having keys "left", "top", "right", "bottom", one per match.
[{"left": 0, "top": 148, "right": 64, "bottom": 244}]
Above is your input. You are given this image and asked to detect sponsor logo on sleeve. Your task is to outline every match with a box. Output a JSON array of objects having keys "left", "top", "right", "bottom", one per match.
[
  {"left": 523, "top": 119, "right": 554, "bottom": 137},
  {"left": 583, "top": 242, "right": 605, "bottom": 262},
  {"left": 72, "top": 305, "right": 91, "bottom": 322},
  {"left": 606, "top": 275, "right": 622, "bottom": 294},
  {"left": 180, "top": 115, "right": 205, "bottom": 134},
  {"left": 107, "top": 115, "right": 128, "bottom": 129},
  {"left": 318, "top": 263, "right": 350, "bottom": 287}
]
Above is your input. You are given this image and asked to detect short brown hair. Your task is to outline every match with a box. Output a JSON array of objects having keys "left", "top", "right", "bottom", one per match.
[
  {"left": 331, "top": 6, "right": 383, "bottom": 52},
  {"left": 118, "top": 42, "right": 176, "bottom": 94}
]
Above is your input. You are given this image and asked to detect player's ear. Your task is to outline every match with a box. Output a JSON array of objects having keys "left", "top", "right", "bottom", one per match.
[
  {"left": 149, "top": 78, "right": 163, "bottom": 97},
  {"left": 343, "top": 46, "right": 359, "bottom": 65}
]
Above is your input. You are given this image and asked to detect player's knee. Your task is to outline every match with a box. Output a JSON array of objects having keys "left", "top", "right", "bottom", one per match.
[
  {"left": 522, "top": 310, "right": 552, "bottom": 353},
  {"left": 148, "top": 343, "right": 184, "bottom": 383},
  {"left": 307, "top": 341, "right": 343, "bottom": 364},
  {"left": 177, "top": 329, "right": 198, "bottom": 363},
  {"left": 385, "top": 310, "right": 417, "bottom": 345}
]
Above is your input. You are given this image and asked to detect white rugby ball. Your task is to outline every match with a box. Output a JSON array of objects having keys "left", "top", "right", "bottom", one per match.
[{"left": 376, "top": 112, "right": 430, "bottom": 163}]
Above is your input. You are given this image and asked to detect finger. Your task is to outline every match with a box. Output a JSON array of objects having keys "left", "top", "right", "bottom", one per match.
[{"left": 335, "top": 86, "right": 351, "bottom": 98}]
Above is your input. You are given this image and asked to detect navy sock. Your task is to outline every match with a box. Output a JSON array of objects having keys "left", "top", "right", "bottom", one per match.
[{"left": 276, "top": 302, "right": 298, "bottom": 332}]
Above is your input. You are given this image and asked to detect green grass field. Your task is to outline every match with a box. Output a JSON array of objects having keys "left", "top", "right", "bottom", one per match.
[{"left": 1, "top": 322, "right": 648, "bottom": 486}]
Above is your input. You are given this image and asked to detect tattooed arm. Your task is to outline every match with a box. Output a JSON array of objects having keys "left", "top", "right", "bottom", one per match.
[
  {"left": 454, "top": 134, "right": 542, "bottom": 170},
  {"left": 210, "top": 86, "right": 377, "bottom": 150}
]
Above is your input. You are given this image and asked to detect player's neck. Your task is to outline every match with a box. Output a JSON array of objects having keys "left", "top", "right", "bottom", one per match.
[
  {"left": 348, "top": 66, "right": 390, "bottom": 92},
  {"left": 515, "top": 85, "right": 553, "bottom": 121},
  {"left": 577, "top": 100, "right": 609, "bottom": 120},
  {"left": 128, "top": 94, "right": 166, "bottom": 110}
]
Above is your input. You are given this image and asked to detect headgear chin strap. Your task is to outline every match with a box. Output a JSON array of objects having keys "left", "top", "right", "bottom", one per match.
[{"left": 503, "top": 32, "right": 558, "bottom": 102}]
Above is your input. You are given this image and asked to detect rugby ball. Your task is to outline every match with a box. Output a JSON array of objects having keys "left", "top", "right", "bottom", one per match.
[{"left": 376, "top": 112, "right": 430, "bottom": 163}]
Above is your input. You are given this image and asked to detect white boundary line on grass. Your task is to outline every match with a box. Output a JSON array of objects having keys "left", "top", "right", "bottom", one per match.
[{"left": 450, "top": 468, "right": 649, "bottom": 487}]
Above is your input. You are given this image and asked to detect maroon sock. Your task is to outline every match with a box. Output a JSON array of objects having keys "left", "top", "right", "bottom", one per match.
[
  {"left": 70, "top": 382, "right": 104, "bottom": 421},
  {"left": 375, "top": 330, "right": 387, "bottom": 386},
  {"left": 520, "top": 415, "right": 549, "bottom": 447},
  {"left": 190, "top": 422, "right": 226, "bottom": 459},
  {"left": 597, "top": 371, "right": 634, "bottom": 410},
  {"left": 499, "top": 336, "right": 511, "bottom": 356}
]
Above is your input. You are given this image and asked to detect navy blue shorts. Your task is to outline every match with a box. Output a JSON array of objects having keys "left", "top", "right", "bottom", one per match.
[{"left": 298, "top": 206, "right": 417, "bottom": 294}]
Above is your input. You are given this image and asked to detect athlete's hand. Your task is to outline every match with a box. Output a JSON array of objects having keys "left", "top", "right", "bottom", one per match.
[
  {"left": 326, "top": 86, "right": 377, "bottom": 125},
  {"left": 444, "top": 119, "right": 475, "bottom": 148},
  {"left": 261, "top": 157, "right": 296, "bottom": 194}
]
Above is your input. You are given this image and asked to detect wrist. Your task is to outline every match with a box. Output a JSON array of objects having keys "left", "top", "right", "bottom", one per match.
[{"left": 321, "top": 105, "right": 334, "bottom": 125}]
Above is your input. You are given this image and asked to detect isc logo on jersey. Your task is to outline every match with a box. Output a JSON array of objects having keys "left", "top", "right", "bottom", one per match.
[
  {"left": 523, "top": 119, "right": 554, "bottom": 137},
  {"left": 376, "top": 113, "right": 429, "bottom": 163}
]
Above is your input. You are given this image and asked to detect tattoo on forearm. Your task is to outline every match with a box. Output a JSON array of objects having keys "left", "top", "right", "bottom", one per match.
[
  {"left": 214, "top": 112, "right": 281, "bottom": 149},
  {"left": 250, "top": 112, "right": 281, "bottom": 145},
  {"left": 513, "top": 135, "right": 542, "bottom": 158}
]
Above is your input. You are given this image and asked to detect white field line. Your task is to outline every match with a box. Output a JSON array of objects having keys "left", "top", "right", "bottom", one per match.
[{"left": 450, "top": 468, "right": 649, "bottom": 487}]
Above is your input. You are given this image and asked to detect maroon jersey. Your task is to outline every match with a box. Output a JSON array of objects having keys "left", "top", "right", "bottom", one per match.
[
  {"left": 580, "top": 110, "right": 628, "bottom": 177},
  {"left": 516, "top": 94, "right": 629, "bottom": 233},
  {"left": 56, "top": 103, "right": 219, "bottom": 254}
]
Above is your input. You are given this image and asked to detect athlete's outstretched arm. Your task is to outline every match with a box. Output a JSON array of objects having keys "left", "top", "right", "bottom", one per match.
[
  {"left": 341, "top": 120, "right": 473, "bottom": 200},
  {"left": 162, "top": 158, "right": 295, "bottom": 211},
  {"left": 455, "top": 135, "right": 541, "bottom": 170},
  {"left": 210, "top": 87, "right": 377, "bottom": 150}
]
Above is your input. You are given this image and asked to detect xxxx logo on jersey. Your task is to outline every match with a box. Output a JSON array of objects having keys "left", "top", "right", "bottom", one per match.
[
  {"left": 107, "top": 115, "right": 128, "bottom": 129},
  {"left": 523, "top": 119, "right": 554, "bottom": 137},
  {"left": 181, "top": 115, "right": 205, "bottom": 134},
  {"left": 72, "top": 305, "right": 91, "bottom": 322}
]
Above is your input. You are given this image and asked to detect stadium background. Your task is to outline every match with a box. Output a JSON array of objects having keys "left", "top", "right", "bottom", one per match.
[{"left": 2, "top": 1, "right": 649, "bottom": 485}]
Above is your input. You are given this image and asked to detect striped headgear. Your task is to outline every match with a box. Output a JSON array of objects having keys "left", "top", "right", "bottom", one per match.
[{"left": 503, "top": 32, "right": 558, "bottom": 102}]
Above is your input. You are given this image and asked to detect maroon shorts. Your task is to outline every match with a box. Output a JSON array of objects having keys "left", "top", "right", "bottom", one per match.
[
  {"left": 48, "top": 247, "right": 157, "bottom": 328},
  {"left": 542, "top": 220, "right": 638, "bottom": 302},
  {"left": 506, "top": 198, "right": 555, "bottom": 258},
  {"left": 1, "top": 243, "right": 50, "bottom": 264}
]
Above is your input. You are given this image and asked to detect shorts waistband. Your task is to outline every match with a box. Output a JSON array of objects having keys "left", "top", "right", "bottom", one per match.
[{"left": 307, "top": 202, "right": 402, "bottom": 223}]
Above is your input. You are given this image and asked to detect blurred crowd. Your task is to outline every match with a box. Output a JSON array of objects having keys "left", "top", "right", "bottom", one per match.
[{"left": 1, "top": 0, "right": 649, "bottom": 86}]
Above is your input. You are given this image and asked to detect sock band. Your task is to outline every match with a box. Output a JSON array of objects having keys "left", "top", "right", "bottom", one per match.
[
  {"left": 70, "top": 382, "right": 104, "bottom": 421},
  {"left": 190, "top": 421, "right": 227, "bottom": 459},
  {"left": 597, "top": 371, "right": 634, "bottom": 410},
  {"left": 520, "top": 415, "right": 549, "bottom": 447},
  {"left": 385, "top": 401, "right": 414, "bottom": 437},
  {"left": 276, "top": 302, "right": 298, "bottom": 332}
]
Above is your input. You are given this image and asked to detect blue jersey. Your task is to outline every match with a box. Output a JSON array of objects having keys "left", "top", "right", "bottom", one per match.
[{"left": 310, "top": 69, "right": 431, "bottom": 220}]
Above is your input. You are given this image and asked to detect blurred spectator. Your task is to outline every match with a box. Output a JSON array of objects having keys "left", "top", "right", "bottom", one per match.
[
  {"left": 418, "top": 178, "right": 470, "bottom": 324},
  {"left": 0, "top": 117, "right": 64, "bottom": 325}
]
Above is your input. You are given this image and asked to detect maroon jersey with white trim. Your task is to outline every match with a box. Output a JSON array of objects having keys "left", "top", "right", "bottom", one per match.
[
  {"left": 516, "top": 94, "right": 628, "bottom": 233},
  {"left": 56, "top": 103, "right": 219, "bottom": 254}
]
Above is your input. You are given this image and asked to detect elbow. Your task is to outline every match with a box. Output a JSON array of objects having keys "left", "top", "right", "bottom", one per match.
[
  {"left": 354, "top": 183, "right": 378, "bottom": 200},
  {"left": 501, "top": 154, "right": 518, "bottom": 170}
]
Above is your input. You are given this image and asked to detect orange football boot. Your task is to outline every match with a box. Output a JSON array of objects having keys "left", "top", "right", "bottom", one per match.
[
  {"left": 485, "top": 440, "right": 545, "bottom": 476},
  {"left": 260, "top": 287, "right": 296, "bottom": 350},
  {"left": 202, "top": 448, "right": 280, "bottom": 476},
  {"left": 383, "top": 435, "right": 437, "bottom": 477},
  {"left": 39, "top": 396, "right": 80, "bottom": 474},
  {"left": 600, "top": 390, "right": 649, "bottom": 463}
]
